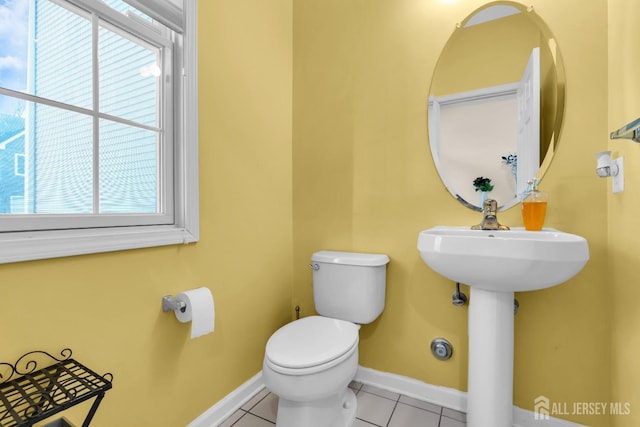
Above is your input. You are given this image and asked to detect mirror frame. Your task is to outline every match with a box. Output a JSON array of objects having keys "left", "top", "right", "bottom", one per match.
[{"left": 428, "top": 1, "right": 566, "bottom": 211}]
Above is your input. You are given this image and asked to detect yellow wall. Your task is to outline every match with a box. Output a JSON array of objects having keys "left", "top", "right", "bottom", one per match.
[
  {"left": 0, "top": 0, "right": 293, "bottom": 425},
  {"left": 2, "top": 1, "right": 634, "bottom": 426},
  {"left": 293, "top": 0, "right": 611, "bottom": 425},
  {"left": 609, "top": 1, "right": 640, "bottom": 426}
]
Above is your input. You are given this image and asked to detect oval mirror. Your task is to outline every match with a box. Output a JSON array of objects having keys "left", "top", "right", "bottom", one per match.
[{"left": 428, "top": 1, "right": 565, "bottom": 211}]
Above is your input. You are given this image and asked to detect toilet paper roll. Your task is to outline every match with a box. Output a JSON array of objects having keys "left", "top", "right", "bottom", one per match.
[{"left": 175, "top": 287, "right": 215, "bottom": 338}]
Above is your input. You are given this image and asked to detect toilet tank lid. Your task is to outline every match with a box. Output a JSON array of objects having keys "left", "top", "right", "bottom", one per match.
[{"left": 311, "top": 251, "right": 390, "bottom": 266}]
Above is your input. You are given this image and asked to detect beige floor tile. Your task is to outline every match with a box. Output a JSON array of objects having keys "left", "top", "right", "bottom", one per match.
[
  {"left": 360, "top": 384, "right": 400, "bottom": 401},
  {"left": 231, "top": 413, "right": 275, "bottom": 427},
  {"left": 398, "top": 395, "right": 442, "bottom": 414},
  {"left": 219, "top": 409, "right": 245, "bottom": 427},
  {"left": 440, "top": 414, "right": 467, "bottom": 427},
  {"left": 249, "top": 392, "right": 278, "bottom": 423},
  {"left": 241, "top": 387, "right": 271, "bottom": 411},
  {"left": 356, "top": 390, "right": 397, "bottom": 426},
  {"left": 387, "top": 402, "right": 440, "bottom": 427},
  {"left": 442, "top": 406, "right": 467, "bottom": 422}
]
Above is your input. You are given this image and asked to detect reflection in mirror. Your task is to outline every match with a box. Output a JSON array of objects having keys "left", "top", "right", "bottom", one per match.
[{"left": 428, "top": 1, "right": 565, "bottom": 211}]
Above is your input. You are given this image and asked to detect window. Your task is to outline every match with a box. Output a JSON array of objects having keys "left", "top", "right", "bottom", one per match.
[
  {"left": 0, "top": 0, "right": 198, "bottom": 263},
  {"left": 14, "top": 154, "right": 24, "bottom": 177}
]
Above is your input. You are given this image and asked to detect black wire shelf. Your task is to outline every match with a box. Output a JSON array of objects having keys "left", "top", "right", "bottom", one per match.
[{"left": 0, "top": 349, "right": 112, "bottom": 427}]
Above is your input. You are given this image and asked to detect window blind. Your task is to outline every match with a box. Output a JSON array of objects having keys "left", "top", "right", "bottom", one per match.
[{"left": 122, "top": 0, "right": 183, "bottom": 33}]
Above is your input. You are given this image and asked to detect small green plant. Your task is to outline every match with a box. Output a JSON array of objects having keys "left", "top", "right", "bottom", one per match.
[{"left": 473, "top": 176, "right": 494, "bottom": 192}]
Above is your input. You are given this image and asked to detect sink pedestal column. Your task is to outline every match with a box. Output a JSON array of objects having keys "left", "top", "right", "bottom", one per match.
[{"left": 467, "top": 288, "right": 514, "bottom": 427}]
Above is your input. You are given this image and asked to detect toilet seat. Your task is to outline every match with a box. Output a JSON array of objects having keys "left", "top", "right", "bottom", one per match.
[{"left": 265, "top": 316, "right": 359, "bottom": 375}]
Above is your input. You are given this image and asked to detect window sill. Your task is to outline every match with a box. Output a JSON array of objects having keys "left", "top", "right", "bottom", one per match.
[{"left": 0, "top": 225, "right": 198, "bottom": 263}]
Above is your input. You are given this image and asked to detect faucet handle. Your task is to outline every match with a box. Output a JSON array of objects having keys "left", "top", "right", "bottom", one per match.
[
  {"left": 471, "top": 198, "right": 510, "bottom": 230},
  {"left": 482, "top": 199, "right": 498, "bottom": 214}
]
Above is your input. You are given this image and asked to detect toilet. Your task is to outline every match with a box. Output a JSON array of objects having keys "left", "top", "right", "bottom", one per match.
[{"left": 262, "top": 250, "right": 390, "bottom": 427}]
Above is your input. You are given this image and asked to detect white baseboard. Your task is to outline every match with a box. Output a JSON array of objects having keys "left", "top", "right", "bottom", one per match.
[
  {"left": 354, "top": 366, "right": 585, "bottom": 427},
  {"left": 191, "top": 366, "right": 585, "bottom": 427},
  {"left": 354, "top": 366, "right": 467, "bottom": 413},
  {"left": 513, "top": 407, "right": 585, "bottom": 427},
  {"left": 188, "top": 372, "right": 264, "bottom": 427}
]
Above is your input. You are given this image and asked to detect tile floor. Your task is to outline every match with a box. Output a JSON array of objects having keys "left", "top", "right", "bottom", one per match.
[{"left": 220, "top": 381, "right": 466, "bottom": 427}]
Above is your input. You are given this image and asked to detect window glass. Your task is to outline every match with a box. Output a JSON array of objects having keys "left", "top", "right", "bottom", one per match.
[
  {"left": 0, "top": 99, "right": 25, "bottom": 213},
  {"left": 31, "top": 100, "right": 94, "bottom": 214},
  {"left": 99, "top": 24, "right": 159, "bottom": 127},
  {"left": 0, "top": 94, "right": 96, "bottom": 215},
  {"left": 0, "top": 0, "right": 29, "bottom": 95},
  {"left": 99, "top": 118, "right": 158, "bottom": 213},
  {"left": 14, "top": 153, "right": 25, "bottom": 176},
  {"left": 0, "top": 0, "right": 197, "bottom": 262},
  {"left": 36, "top": 1, "right": 93, "bottom": 109},
  {"left": 0, "top": 0, "right": 164, "bottom": 217},
  {"left": 1, "top": 0, "right": 93, "bottom": 109}
]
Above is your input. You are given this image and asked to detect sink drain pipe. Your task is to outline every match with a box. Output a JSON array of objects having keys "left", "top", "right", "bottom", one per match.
[
  {"left": 452, "top": 282, "right": 467, "bottom": 306},
  {"left": 452, "top": 282, "right": 519, "bottom": 315}
]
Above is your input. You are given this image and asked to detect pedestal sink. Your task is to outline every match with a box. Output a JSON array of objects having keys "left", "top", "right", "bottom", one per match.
[{"left": 417, "top": 226, "right": 589, "bottom": 427}]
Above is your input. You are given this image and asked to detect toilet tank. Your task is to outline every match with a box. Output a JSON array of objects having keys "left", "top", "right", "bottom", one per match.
[{"left": 311, "top": 251, "right": 390, "bottom": 324}]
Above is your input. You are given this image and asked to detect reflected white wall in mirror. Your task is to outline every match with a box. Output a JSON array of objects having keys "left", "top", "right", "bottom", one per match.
[
  {"left": 428, "top": 1, "right": 565, "bottom": 211},
  {"left": 430, "top": 89, "right": 518, "bottom": 208}
]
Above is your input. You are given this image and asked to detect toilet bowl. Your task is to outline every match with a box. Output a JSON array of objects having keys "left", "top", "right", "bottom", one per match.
[
  {"left": 262, "top": 251, "right": 389, "bottom": 427},
  {"left": 263, "top": 316, "right": 359, "bottom": 427}
]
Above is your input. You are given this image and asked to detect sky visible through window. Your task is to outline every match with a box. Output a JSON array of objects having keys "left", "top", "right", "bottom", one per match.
[
  {"left": 0, "top": 0, "right": 27, "bottom": 214},
  {"left": 0, "top": 0, "right": 28, "bottom": 114}
]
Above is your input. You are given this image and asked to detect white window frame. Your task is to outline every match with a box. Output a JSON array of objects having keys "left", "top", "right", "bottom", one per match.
[{"left": 0, "top": 0, "right": 199, "bottom": 263}]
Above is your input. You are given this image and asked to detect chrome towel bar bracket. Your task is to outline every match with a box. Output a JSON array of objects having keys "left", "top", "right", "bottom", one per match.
[{"left": 610, "top": 117, "right": 640, "bottom": 143}]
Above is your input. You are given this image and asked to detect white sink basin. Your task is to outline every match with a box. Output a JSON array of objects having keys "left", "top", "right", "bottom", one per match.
[
  {"left": 418, "top": 226, "right": 590, "bottom": 426},
  {"left": 417, "top": 226, "right": 589, "bottom": 292}
]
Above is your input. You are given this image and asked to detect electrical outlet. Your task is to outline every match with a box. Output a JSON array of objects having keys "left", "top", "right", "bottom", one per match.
[{"left": 612, "top": 157, "right": 624, "bottom": 193}]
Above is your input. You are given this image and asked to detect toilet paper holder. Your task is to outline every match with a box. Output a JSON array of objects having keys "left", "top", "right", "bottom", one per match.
[{"left": 162, "top": 295, "right": 187, "bottom": 313}]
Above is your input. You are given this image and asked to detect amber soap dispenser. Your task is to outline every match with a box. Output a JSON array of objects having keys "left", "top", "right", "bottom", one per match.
[{"left": 521, "top": 179, "right": 547, "bottom": 231}]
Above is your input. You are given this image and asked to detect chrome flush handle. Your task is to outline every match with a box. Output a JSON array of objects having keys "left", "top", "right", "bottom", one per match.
[{"left": 309, "top": 263, "right": 319, "bottom": 271}]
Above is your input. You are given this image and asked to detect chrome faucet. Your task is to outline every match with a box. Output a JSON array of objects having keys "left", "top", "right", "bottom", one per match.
[{"left": 471, "top": 199, "right": 510, "bottom": 230}]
